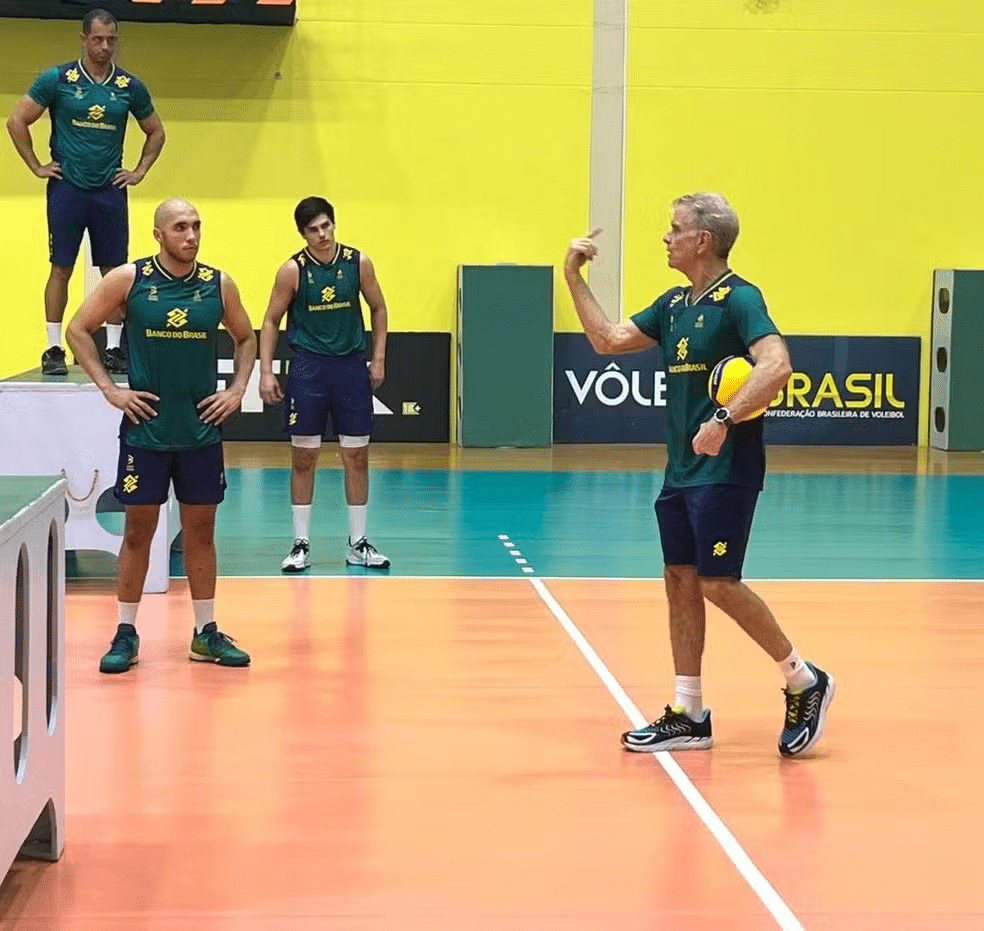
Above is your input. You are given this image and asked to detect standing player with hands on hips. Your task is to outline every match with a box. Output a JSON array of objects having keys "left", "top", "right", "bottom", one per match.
[{"left": 563, "top": 192, "right": 834, "bottom": 757}]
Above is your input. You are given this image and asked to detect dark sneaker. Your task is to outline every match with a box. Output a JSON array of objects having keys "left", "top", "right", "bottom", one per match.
[
  {"left": 621, "top": 706, "right": 713, "bottom": 752},
  {"left": 102, "top": 346, "right": 127, "bottom": 374},
  {"left": 779, "top": 663, "right": 835, "bottom": 758},
  {"left": 281, "top": 538, "right": 310, "bottom": 573},
  {"left": 189, "top": 622, "right": 250, "bottom": 667},
  {"left": 41, "top": 345, "right": 67, "bottom": 376},
  {"left": 346, "top": 536, "right": 390, "bottom": 568},
  {"left": 99, "top": 623, "right": 139, "bottom": 674}
]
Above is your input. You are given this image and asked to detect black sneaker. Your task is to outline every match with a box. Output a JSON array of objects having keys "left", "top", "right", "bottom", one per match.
[
  {"left": 99, "top": 623, "right": 139, "bottom": 674},
  {"left": 621, "top": 705, "right": 713, "bottom": 752},
  {"left": 102, "top": 346, "right": 127, "bottom": 374},
  {"left": 778, "top": 663, "right": 835, "bottom": 758},
  {"left": 41, "top": 345, "right": 67, "bottom": 376}
]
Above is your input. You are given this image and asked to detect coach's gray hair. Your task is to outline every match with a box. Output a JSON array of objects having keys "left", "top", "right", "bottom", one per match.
[{"left": 673, "top": 192, "right": 740, "bottom": 259}]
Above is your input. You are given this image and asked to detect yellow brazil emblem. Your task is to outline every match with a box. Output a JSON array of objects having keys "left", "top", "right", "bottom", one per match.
[
  {"left": 711, "top": 286, "right": 732, "bottom": 303},
  {"left": 141, "top": 262, "right": 153, "bottom": 276},
  {"left": 66, "top": 68, "right": 79, "bottom": 83},
  {"left": 342, "top": 248, "right": 353, "bottom": 261},
  {"left": 166, "top": 308, "right": 189, "bottom": 329},
  {"left": 197, "top": 267, "right": 214, "bottom": 282},
  {"left": 675, "top": 337, "right": 689, "bottom": 361},
  {"left": 713, "top": 541, "right": 728, "bottom": 557},
  {"left": 122, "top": 475, "right": 139, "bottom": 495},
  {"left": 114, "top": 75, "right": 130, "bottom": 89},
  {"left": 88, "top": 105, "right": 105, "bottom": 121},
  {"left": 321, "top": 286, "right": 336, "bottom": 303}
]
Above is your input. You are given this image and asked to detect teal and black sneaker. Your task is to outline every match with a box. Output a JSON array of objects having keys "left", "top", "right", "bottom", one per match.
[
  {"left": 99, "top": 623, "right": 139, "bottom": 674},
  {"left": 189, "top": 622, "right": 250, "bottom": 667},
  {"left": 779, "top": 663, "right": 835, "bottom": 757}
]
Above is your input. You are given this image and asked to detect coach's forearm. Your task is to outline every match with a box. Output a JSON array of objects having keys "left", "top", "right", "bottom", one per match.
[
  {"left": 564, "top": 270, "right": 618, "bottom": 354},
  {"left": 728, "top": 359, "right": 791, "bottom": 423},
  {"left": 6, "top": 117, "right": 42, "bottom": 174}
]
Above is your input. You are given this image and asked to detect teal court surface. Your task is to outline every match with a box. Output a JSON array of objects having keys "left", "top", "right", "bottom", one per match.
[{"left": 76, "top": 458, "right": 984, "bottom": 581}]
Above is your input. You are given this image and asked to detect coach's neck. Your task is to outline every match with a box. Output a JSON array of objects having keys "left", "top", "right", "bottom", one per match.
[{"left": 684, "top": 257, "right": 730, "bottom": 298}]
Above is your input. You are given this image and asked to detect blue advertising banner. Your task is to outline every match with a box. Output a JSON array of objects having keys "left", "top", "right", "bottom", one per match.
[{"left": 553, "top": 334, "right": 920, "bottom": 445}]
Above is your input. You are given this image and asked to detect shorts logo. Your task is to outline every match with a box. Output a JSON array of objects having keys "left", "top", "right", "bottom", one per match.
[
  {"left": 321, "top": 286, "right": 336, "bottom": 303},
  {"left": 289, "top": 412, "right": 298, "bottom": 426},
  {"left": 711, "top": 286, "right": 732, "bottom": 303},
  {"left": 676, "top": 337, "right": 689, "bottom": 361},
  {"left": 712, "top": 541, "right": 728, "bottom": 557},
  {"left": 122, "top": 475, "right": 139, "bottom": 495},
  {"left": 87, "top": 104, "right": 105, "bottom": 121},
  {"left": 167, "top": 308, "right": 189, "bottom": 328},
  {"left": 126, "top": 454, "right": 135, "bottom": 472}
]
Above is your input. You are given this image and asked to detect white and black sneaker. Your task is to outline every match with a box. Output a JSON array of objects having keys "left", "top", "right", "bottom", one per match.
[
  {"left": 621, "top": 706, "right": 713, "bottom": 752},
  {"left": 778, "top": 663, "right": 835, "bottom": 758},
  {"left": 281, "top": 539, "right": 310, "bottom": 573},
  {"left": 346, "top": 537, "right": 390, "bottom": 569}
]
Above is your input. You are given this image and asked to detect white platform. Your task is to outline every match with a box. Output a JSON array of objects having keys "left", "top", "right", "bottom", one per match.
[{"left": 0, "top": 370, "right": 180, "bottom": 593}]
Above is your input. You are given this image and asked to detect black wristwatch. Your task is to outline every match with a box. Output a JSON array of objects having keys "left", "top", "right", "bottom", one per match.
[{"left": 713, "top": 407, "right": 734, "bottom": 427}]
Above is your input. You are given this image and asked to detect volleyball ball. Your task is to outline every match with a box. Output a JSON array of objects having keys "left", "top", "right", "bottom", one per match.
[{"left": 708, "top": 355, "right": 767, "bottom": 419}]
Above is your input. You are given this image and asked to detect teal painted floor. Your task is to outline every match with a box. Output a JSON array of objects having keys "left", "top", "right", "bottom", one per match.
[{"left": 73, "top": 468, "right": 984, "bottom": 580}]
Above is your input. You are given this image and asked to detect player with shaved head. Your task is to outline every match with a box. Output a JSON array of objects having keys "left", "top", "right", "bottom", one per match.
[{"left": 67, "top": 199, "right": 257, "bottom": 673}]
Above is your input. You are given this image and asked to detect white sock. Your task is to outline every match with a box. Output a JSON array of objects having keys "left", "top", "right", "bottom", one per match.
[
  {"left": 192, "top": 599, "right": 215, "bottom": 634},
  {"left": 46, "top": 322, "right": 62, "bottom": 348},
  {"left": 779, "top": 648, "right": 817, "bottom": 692},
  {"left": 292, "top": 504, "right": 312, "bottom": 542},
  {"left": 348, "top": 504, "right": 367, "bottom": 544},
  {"left": 105, "top": 323, "right": 123, "bottom": 350},
  {"left": 118, "top": 601, "right": 139, "bottom": 629},
  {"left": 674, "top": 675, "right": 704, "bottom": 721}
]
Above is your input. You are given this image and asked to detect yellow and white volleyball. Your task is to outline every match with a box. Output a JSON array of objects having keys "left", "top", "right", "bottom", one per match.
[{"left": 708, "top": 355, "right": 767, "bottom": 419}]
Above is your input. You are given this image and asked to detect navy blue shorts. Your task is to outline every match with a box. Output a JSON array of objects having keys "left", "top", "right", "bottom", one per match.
[
  {"left": 284, "top": 348, "right": 373, "bottom": 438},
  {"left": 654, "top": 484, "right": 760, "bottom": 579},
  {"left": 114, "top": 439, "right": 226, "bottom": 507},
  {"left": 47, "top": 178, "right": 128, "bottom": 267}
]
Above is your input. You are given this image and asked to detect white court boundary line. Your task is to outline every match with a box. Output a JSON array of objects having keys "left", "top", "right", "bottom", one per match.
[
  {"left": 205, "top": 575, "right": 984, "bottom": 583},
  {"left": 529, "top": 576, "right": 805, "bottom": 931}
]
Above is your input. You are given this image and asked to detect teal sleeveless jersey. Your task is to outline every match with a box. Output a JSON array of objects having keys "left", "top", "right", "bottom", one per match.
[
  {"left": 123, "top": 256, "right": 224, "bottom": 451},
  {"left": 286, "top": 244, "right": 367, "bottom": 357}
]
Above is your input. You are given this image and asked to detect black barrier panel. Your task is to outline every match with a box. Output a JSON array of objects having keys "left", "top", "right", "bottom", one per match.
[
  {"left": 216, "top": 331, "right": 451, "bottom": 443},
  {"left": 553, "top": 333, "right": 920, "bottom": 446},
  {"left": 0, "top": 0, "right": 295, "bottom": 26}
]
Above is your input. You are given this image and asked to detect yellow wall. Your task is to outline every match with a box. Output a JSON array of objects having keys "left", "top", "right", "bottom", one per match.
[
  {"left": 0, "top": 1, "right": 592, "bottom": 378},
  {"left": 617, "top": 1, "right": 984, "bottom": 439}
]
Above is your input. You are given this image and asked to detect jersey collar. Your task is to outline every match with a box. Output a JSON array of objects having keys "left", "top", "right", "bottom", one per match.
[
  {"left": 153, "top": 255, "right": 199, "bottom": 283},
  {"left": 77, "top": 59, "right": 117, "bottom": 86},
  {"left": 686, "top": 269, "right": 734, "bottom": 307},
  {"left": 304, "top": 243, "right": 340, "bottom": 267}
]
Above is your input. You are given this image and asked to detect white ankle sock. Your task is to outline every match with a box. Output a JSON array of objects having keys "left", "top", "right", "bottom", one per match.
[
  {"left": 105, "top": 323, "right": 123, "bottom": 350},
  {"left": 292, "top": 504, "right": 312, "bottom": 542},
  {"left": 192, "top": 599, "right": 215, "bottom": 634},
  {"left": 348, "top": 504, "right": 367, "bottom": 543},
  {"left": 46, "top": 322, "right": 62, "bottom": 348},
  {"left": 779, "top": 648, "right": 817, "bottom": 692},
  {"left": 118, "top": 601, "right": 139, "bottom": 629},
  {"left": 674, "top": 675, "right": 704, "bottom": 721}
]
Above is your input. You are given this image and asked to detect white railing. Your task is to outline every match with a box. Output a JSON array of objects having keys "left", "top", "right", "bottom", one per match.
[{"left": 0, "top": 477, "right": 66, "bottom": 880}]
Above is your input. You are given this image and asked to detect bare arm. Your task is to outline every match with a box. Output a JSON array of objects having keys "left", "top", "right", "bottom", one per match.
[
  {"left": 360, "top": 252, "right": 388, "bottom": 389},
  {"left": 66, "top": 266, "right": 158, "bottom": 421},
  {"left": 114, "top": 112, "right": 165, "bottom": 188},
  {"left": 563, "top": 229, "right": 656, "bottom": 355},
  {"left": 198, "top": 274, "right": 258, "bottom": 425},
  {"left": 6, "top": 96, "right": 61, "bottom": 179},
  {"left": 258, "top": 260, "right": 298, "bottom": 405},
  {"left": 726, "top": 334, "right": 791, "bottom": 423}
]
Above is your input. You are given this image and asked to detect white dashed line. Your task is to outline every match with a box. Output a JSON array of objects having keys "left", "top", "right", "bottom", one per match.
[{"left": 499, "top": 534, "right": 534, "bottom": 575}]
